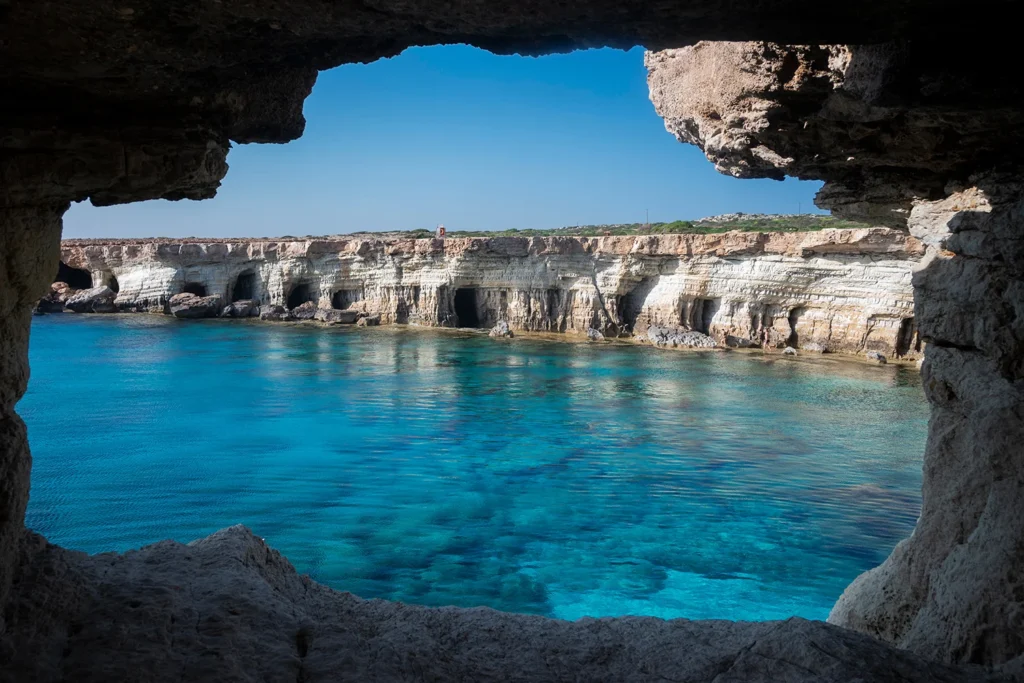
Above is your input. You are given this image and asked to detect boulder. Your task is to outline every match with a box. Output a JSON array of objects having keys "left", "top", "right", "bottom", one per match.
[
  {"left": 586, "top": 327, "right": 605, "bottom": 341},
  {"left": 802, "top": 342, "right": 827, "bottom": 353},
  {"left": 169, "top": 292, "right": 223, "bottom": 319},
  {"left": 65, "top": 286, "right": 117, "bottom": 313},
  {"left": 259, "top": 304, "right": 291, "bottom": 321},
  {"left": 37, "top": 281, "right": 76, "bottom": 312},
  {"left": 289, "top": 300, "right": 319, "bottom": 320},
  {"left": 357, "top": 314, "right": 381, "bottom": 327},
  {"left": 488, "top": 320, "right": 514, "bottom": 338},
  {"left": 725, "top": 335, "right": 755, "bottom": 348},
  {"left": 313, "top": 308, "right": 358, "bottom": 324},
  {"left": 783, "top": 346, "right": 798, "bottom": 356},
  {"left": 865, "top": 350, "right": 888, "bottom": 364},
  {"left": 646, "top": 325, "right": 717, "bottom": 349},
  {"left": 220, "top": 300, "right": 260, "bottom": 318}
]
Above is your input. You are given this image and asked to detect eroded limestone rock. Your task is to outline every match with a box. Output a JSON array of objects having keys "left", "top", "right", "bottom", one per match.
[
  {"left": 488, "top": 320, "right": 514, "bottom": 338},
  {"left": 289, "top": 300, "right": 318, "bottom": 320},
  {"left": 646, "top": 326, "right": 718, "bottom": 349},
  {"left": 169, "top": 292, "right": 222, "bottom": 319},
  {"left": 64, "top": 286, "right": 116, "bottom": 313},
  {"left": 313, "top": 308, "right": 357, "bottom": 324},
  {"left": 59, "top": 230, "right": 921, "bottom": 356},
  {"left": 829, "top": 179, "right": 1024, "bottom": 666},
  {"left": 0, "top": 525, "right": 1005, "bottom": 683}
]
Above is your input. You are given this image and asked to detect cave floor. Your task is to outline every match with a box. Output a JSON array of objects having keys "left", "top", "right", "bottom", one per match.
[{"left": 0, "top": 526, "right": 1006, "bottom": 682}]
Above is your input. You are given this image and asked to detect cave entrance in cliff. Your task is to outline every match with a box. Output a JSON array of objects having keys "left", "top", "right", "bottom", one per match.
[
  {"left": 896, "top": 317, "right": 921, "bottom": 357},
  {"left": 56, "top": 262, "right": 92, "bottom": 289},
  {"left": 182, "top": 282, "right": 208, "bottom": 297},
  {"left": 454, "top": 288, "right": 480, "bottom": 328},
  {"left": 232, "top": 271, "right": 256, "bottom": 302},
  {"left": 787, "top": 306, "right": 806, "bottom": 347},
  {"left": 693, "top": 298, "right": 721, "bottom": 335},
  {"left": 620, "top": 278, "right": 658, "bottom": 333},
  {"left": 287, "top": 283, "right": 315, "bottom": 309},
  {"left": 332, "top": 289, "right": 361, "bottom": 310},
  {"left": 107, "top": 275, "right": 120, "bottom": 293}
]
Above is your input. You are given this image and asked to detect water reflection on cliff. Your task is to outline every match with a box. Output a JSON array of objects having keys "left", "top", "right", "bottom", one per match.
[{"left": 22, "top": 316, "right": 929, "bottom": 622}]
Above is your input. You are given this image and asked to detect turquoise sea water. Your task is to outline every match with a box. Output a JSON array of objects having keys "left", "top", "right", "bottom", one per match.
[{"left": 21, "top": 315, "right": 928, "bottom": 622}]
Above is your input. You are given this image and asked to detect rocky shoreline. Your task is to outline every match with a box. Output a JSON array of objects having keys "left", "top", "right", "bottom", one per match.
[{"left": 43, "top": 228, "right": 924, "bottom": 360}]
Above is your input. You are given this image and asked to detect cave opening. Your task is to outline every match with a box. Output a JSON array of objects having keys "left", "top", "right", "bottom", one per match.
[
  {"left": 287, "top": 283, "right": 315, "bottom": 309},
  {"left": 331, "top": 289, "right": 361, "bottom": 310},
  {"left": 896, "top": 317, "right": 920, "bottom": 356},
  {"left": 55, "top": 261, "right": 92, "bottom": 289},
  {"left": 619, "top": 278, "right": 658, "bottom": 332},
  {"left": 695, "top": 298, "right": 721, "bottom": 335},
  {"left": 182, "top": 282, "right": 208, "bottom": 297},
  {"left": 232, "top": 271, "right": 256, "bottom": 302},
  {"left": 107, "top": 275, "right": 120, "bottom": 293},
  {"left": 787, "top": 306, "right": 806, "bottom": 347},
  {"left": 454, "top": 288, "right": 480, "bottom": 328}
]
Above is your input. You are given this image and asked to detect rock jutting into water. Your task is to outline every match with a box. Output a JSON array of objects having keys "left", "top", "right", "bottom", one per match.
[{"left": 52, "top": 227, "right": 924, "bottom": 358}]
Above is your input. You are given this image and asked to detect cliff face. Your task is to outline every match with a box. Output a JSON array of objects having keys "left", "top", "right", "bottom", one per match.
[{"left": 58, "top": 228, "right": 924, "bottom": 356}]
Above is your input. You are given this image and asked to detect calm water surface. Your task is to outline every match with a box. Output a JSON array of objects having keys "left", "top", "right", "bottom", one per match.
[{"left": 21, "top": 315, "right": 928, "bottom": 621}]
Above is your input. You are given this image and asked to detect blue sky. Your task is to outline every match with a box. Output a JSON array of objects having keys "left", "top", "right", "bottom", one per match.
[{"left": 63, "top": 46, "right": 824, "bottom": 238}]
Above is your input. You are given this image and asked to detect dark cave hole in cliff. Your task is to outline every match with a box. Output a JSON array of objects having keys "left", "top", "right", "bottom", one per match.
[
  {"left": 232, "top": 271, "right": 256, "bottom": 302},
  {"left": 56, "top": 262, "right": 92, "bottom": 289},
  {"left": 182, "top": 282, "right": 208, "bottom": 297},
  {"left": 620, "top": 278, "right": 658, "bottom": 332},
  {"left": 787, "top": 306, "right": 806, "bottom": 347},
  {"left": 331, "top": 289, "right": 361, "bottom": 310},
  {"left": 454, "top": 288, "right": 480, "bottom": 328},
  {"left": 287, "top": 283, "right": 315, "bottom": 309},
  {"left": 695, "top": 298, "right": 721, "bottom": 335},
  {"left": 896, "top": 317, "right": 920, "bottom": 356},
  {"left": 107, "top": 275, "right": 119, "bottom": 293}
]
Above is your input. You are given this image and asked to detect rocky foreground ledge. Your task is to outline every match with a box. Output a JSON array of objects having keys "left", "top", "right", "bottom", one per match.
[
  {"left": 47, "top": 228, "right": 924, "bottom": 358},
  {"left": 0, "top": 525, "right": 1008, "bottom": 683}
]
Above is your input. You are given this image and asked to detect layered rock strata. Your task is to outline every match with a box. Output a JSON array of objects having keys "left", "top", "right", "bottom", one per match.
[{"left": 56, "top": 228, "right": 924, "bottom": 356}]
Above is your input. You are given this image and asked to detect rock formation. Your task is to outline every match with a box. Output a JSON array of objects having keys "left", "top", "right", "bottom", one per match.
[
  {"left": 56, "top": 228, "right": 923, "bottom": 356},
  {"left": 3, "top": 0, "right": 1024, "bottom": 679},
  {"left": 647, "top": 42, "right": 1024, "bottom": 668}
]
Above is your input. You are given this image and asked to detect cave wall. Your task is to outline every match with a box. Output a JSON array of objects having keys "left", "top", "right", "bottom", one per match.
[
  {"left": 2, "top": 0, "right": 1024, "bottom": 672},
  {"left": 646, "top": 41, "right": 1024, "bottom": 666}
]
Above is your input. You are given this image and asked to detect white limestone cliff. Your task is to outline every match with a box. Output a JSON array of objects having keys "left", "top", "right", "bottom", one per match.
[{"left": 57, "top": 227, "right": 924, "bottom": 357}]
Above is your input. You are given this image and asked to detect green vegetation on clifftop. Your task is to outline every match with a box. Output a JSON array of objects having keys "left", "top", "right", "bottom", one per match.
[{"left": 360, "top": 214, "right": 871, "bottom": 240}]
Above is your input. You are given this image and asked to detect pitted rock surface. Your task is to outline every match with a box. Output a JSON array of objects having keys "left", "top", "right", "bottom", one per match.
[{"left": 0, "top": 525, "right": 1007, "bottom": 683}]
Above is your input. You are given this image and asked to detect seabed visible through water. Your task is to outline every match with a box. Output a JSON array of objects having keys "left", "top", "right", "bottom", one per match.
[{"left": 21, "top": 314, "right": 928, "bottom": 622}]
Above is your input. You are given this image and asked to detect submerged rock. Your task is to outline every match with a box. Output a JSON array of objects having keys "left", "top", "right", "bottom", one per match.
[
  {"left": 220, "top": 299, "right": 259, "bottom": 318},
  {"left": 169, "top": 292, "right": 222, "bottom": 319},
  {"left": 865, "top": 350, "right": 888, "bottom": 364},
  {"left": 586, "top": 327, "right": 605, "bottom": 341},
  {"left": 488, "top": 320, "right": 514, "bottom": 338},
  {"left": 290, "top": 301, "right": 319, "bottom": 320},
  {"left": 259, "top": 304, "right": 291, "bottom": 321},
  {"left": 313, "top": 308, "right": 358, "bottom": 324},
  {"left": 357, "top": 314, "right": 381, "bottom": 327},
  {"left": 65, "top": 286, "right": 116, "bottom": 313},
  {"left": 646, "top": 326, "right": 717, "bottom": 349}
]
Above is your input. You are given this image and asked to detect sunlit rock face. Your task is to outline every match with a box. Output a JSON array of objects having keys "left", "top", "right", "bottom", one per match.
[
  {"left": 646, "top": 42, "right": 1024, "bottom": 228},
  {"left": 59, "top": 229, "right": 923, "bottom": 356},
  {"left": 829, "top": 177, "right": 1024, "bottom": 666}
]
